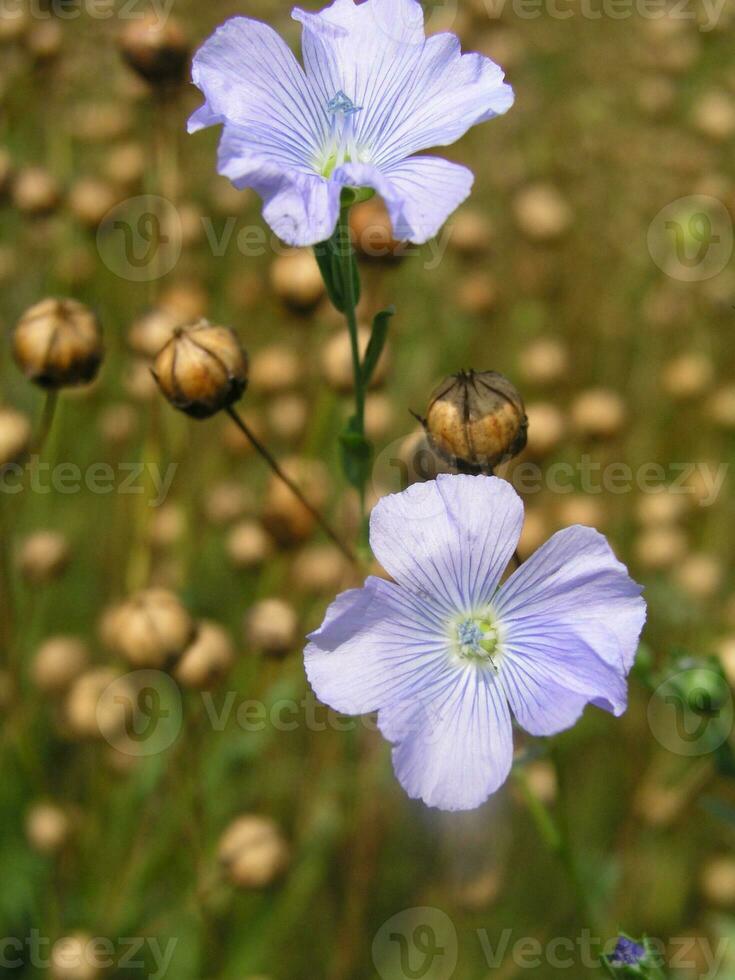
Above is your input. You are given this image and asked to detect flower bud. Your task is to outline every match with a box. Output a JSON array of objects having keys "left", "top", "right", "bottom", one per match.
[
  {"left": 31, "top": 636, "right": 89, "bottom": 695},
  {"left": 152, "top": 320, "right": 249, "bottom": 419},
  {"left": 422, "top": 370, "right": 528, "bottom": 473},
  {"left": 17, "top": 530, "right": 70, "bottom": 585},
  {"left": 0, "top": 406, "right": 31, "bottom": 467},
  {"left": 174, "top": 620, "right": 235, "bottom": 690},
  {"left": 101, "top": 588, "right": 195, "bottom": 668},
  {"left": 25, "top": 802, "right": 71, "bottom": 855},
  {"left": 13, "top": 298, "right": 103, "bottom": 389},
  {"left": 244, "top": 598, "right": 298, "bottom": 657},
  {"left": 118, "top": 13, "right": 190, "bottom": 87},
  {"left": 218, "top": 815, "right": 290, "bottom": 888},
  {"left": 601, "top": 936, "right": 664, "bottom": 978}
]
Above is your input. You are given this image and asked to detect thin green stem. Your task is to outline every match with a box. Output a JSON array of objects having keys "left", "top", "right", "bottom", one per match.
[
  {"left": 337, "top": 207, "right": 365, "bottom": 434},
  {"left": 33, "top": 389, "right": 59, "bottom": 456}
]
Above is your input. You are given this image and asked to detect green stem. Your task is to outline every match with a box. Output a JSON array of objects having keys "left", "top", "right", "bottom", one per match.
[
  {"left": 33, "top": 389, "right": 59, "bottom": 456},
  {"left": 336, "top": 207, "right": 365, "bottom": 436}
]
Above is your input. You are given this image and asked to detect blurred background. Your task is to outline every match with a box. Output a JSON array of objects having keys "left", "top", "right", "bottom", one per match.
[{"left": 2, "top": 0, "right": 735, "bottom": 977}]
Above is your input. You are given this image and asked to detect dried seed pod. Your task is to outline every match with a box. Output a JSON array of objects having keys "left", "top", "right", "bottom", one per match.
[
  {"left": 513, "top": 184, "right": 572, "bottom": 241},
  {"left": 321, "top": 326, "right": 389, "bottom": 393},
  {"left": 67, "top": 177, "right": 119, "bottom": 230},
  {"left": 31, "top": 636, "right": 89, "bottom": 695},
  {"left": 349, "top": 197, "right": 403, "bottom": 259},
  {"left": 118, "top": 13, "right": 190, "bottom": 87},
  {"left": 269, "top": 251, "right": 325, "bottom": 311},
  {"left": 13, "top": 298, "right": 103, "bottom": 389},
  {"left": 570, "top": 388, "right": 626, "bottom": 439},
  {"left": 64, "top": 668, "right": 131, "bottom": 741},
  {"left": 25, "top": 802, "right": 70, "bottom": 855},
  {"left": 218, "top": 815, "right": 290, "bottom": 888},
  {"left": 17, "top": 531, "right": 70, "bottom": 585},
  {"left": 249, "top": 345, "right": 301, "bottom": 394},
  {"left": 0, "top": 406, "right": 31, "bottom": 467},
  {"left": 244, "top": 598, "right": 298, "bottom": 657},
  {"left": 174, "top": 620, "right": 235, "bottom": 690},
  {"left": 12, "top": 166, "right": 60, "bottom": 215},
  {"left": 226, "top": 520, "right": 274, "bottom": 570},
  {"left": 261, "top": 457, "right": 330, "bottom": 546},
  {"left": 152, "top": 320, "right": 248, "bottom": 419},
  {"left": 422, "top": 370, "right": 528, "bottom": 473},
  {"left": 101, "top": 588, "right": 195, "bottom": 668},
  {"left": 51, "top": 933, "right": 102, "bottom": 980}
]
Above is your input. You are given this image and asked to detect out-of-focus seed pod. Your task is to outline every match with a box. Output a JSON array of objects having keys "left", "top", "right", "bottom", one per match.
[
  {"left": 50, "top": 933, "right": 102, "bottom": 980},
  {"left": 269, "top": 251, "right": 325, "bottom": 311},
  {"left": 124, "top": 358, "right": 159, "bottom": 401},
  {"left": 570, "top": 388, "right": 626, "bottom": 439},
  {"left": 218, "top": 815, "right": 290, "bottom": 888},
  {"left": 0, "top": 5, "right": 28, "bottom": 41},
  {"left": 321, "top": 326, "right": 389, "bottom": 393},
  {"left": 244, "top": 599, "right": 298, "bottom": 657},
  {"left": 64, "top": 668, "right": 130, "bottom": 740},
  {"left": 518, "top": 337, "right": 570, "bottom": 386},
  {"left": 455, "top": 272, "right": 498, "bottom": 316},
  {"left": 226, "top": 520, "right": 274, "bottom": 570},
  {"left": 67, "top": 177, "right": 118, "bottom": 230},
  {"left": 249, "top": 345, "right": 301, "bottom": 394},
  {"left": 31, "top": 636, "right": 89, "bottom": 695},
  {"left": 555, "top": 494, "right": 608, "bottom": 530},
  {"left": 204, "top": 481, "right": 253, "bottom": 526},
  {"left": 0, "top": 149, "right": 13, "bottom": 196},
  {"left": 422, "top": 370, "right": 527, "bottom": 473},
  {"left": 17, "top": 531, "right": 70, "bottom": 585},
  {"left": 98, "top": 403, "right": 138, "bottom": 446},
  {"left": 635, "top": 489, "right": 688, "bottom": 526},
  {"left": 70, "top": 102, "right": 134, "bottom": 144},
  {"left": 634, "top": 526, "right": 688, "bottom": 570},
  {"left": 25, "top": 802, "right": 70, "bottom": 855},
  {"left": 701, "top": 856, "right": 735, "bottom": 906},
  {"left": 267, "top": 393, "right": 308, "bottom": 442},
  {"left": 364, "top": 393, "right": 395, "bottom": 441},
  {"left": 448, "top": 209, "right": 493, "bottom": 256},
  {"left": 118, "top": 12, "right": 190, "bottom": 87},
  {"left": 349, "top": 197, "right": 403, "bottom": 259},
  {"left": 26, "top": 20, "right": 63, "bottom": 61},
  {"left": 104, "top": 141, "right": 145, "bottom": 188},
  {"left": 661, "top": 352, "right": 713, "bottom": 400},
  {"left": 524, "top": 760, "right": 557, "bottom": 805},
  {"left": 517, "top": 507, "right": 549, "bottom": 557},
  {"left": 102, "top": 589, "right": 195, "bottom": 668},
  {"left": 12, "top": 167, "right": 60, "bottom": 216},
  {"left": 0, "top": 406, "right": 31, "bottom": 467},
  {"left": 261, "top": 458, "right": 330, "bottom": 545},
  {"left": 148, "top": 504, "right": 185, "bottom": 550},
  {"left": 673, "top": 553, "right": 723, "bottom": 600},
  {"left": 159, "top": 281, "right": 209, "bottom": 321},
  {"left": 707, "top": 385, "right": 735, "bottom": 429},
  {"left": 692, "top": 91, "right": 735, "bottom": 141},
  {"left": 290, "top": 544, "right": 351, "bottom": 597},
  {"left": 174, "top": 620, "right": 235, "bottom": 690},
  {"left": 513, "top": 184, "right": 572, "bottom": 241},
  {"left": 13, "top": 298, "right": 103, "bottom": 389},
  {"left": 152, "top": 320, "right": 249, "bottom": 419}
]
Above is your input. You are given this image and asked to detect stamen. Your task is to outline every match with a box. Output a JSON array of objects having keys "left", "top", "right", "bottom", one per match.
[
  {"left": 455, "top": 615, "right": 501, "bottom": 671},
  {"left": 317, "top": 92, "right": 364, "bottom": 177},
  {"left": 327, "top": 90, "right": 362, "bottom": 116}
]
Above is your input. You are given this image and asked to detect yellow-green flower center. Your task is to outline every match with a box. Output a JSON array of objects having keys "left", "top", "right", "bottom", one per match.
[{"left": 455, "top": 615, "right": 501, "bottom": 670}]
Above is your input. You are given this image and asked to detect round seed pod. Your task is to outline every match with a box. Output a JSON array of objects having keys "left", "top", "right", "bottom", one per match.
[
  {"left": 13, "top": 298, "right": 103, "bottom": 389},
  {"left": 518, "top": 338, "right": 570, "bottom": 386},
  {"left": 290, "top": 544, "right": 351, "bottom": 597},
  {"left": 269, "top": 251, "right": 324, "bottom": 311},
  {"left": 249, "top": 345, "right": 301, "bottom": 394},
  {"left": 50, "top": 933, "right": 102, "bottom": 980},
  {"left": 174, "top": 620, "right": 235, "bottom": 690},
  {"left": 25, "top": 802, "right": 70, "bottom": 855},
  {"left": 455, "top": 273, "right": 498, "bottom": 316},
  {"left": 692, "top": 91, "right": 735, "bottom": 141},
  {"left": 267, "top": 393, "right": 308, "bottom": 442},
  {"left": 513, "top": 184, "right": 572, "bottom": 241},
  {"left": 64, "top": 668, "right": 130, "bottom": 741},
  {"left": 104, "top": 141, "right": 145, "bottom": 188},
  {"left": 244, "top": 598, "right": 298, "bottom": 657},
  {"left": 555, "top": 494, "right": 608, "bottom": 531},
  {"left": 321, "top": 326, "right": 389, "bottom": 393},
  {"left": 218, "top": 815, "right": 290, "bottom": 889},
  {"left": 701, "top": 856, "right": 735, "bottom": 906},
  {"left": 152, "top": 320, "right": 248, "bottom": 419},
  {"left": 364, "top": 392, "right": 395, "bottom": 441},
  {"left": 0, "top": 406, "right": 31, "bottom": 467},
  {"left": 448, "top": 209, "right": 493, "bottom": 256},
  {"left": 123, "top": 358, "right": 159, "bottom": 402},
  {"left": 102, "top": 588, "right": 195, "bottom": 668},
  {"left": 226, "top": 520, "right": 274, "bottom": 570},
  {"left": 98, "top": 403, "right": 138, "bottom": 446},
  {"left": 31, "top": 636, "right": 89, "bottom": 695},
  {"left": 707, "top": 385, "right": 735, "bottom": 429},
  {"left": 517, "top": 507, "right": 550, "bottom": 557},
  {"left": 204, "top": 481, "right": 253, "bottom": 526},
  {"left": 570, "top": 388, "right": 626, "bottom": 439},
  {"left": 17, "top": 531, "right": 70, "bottom": 585},
  {"left": 673, "top": 553, "right": 723, "bottom": 600},
  {"left": 634, "top": 526, "right": 688, "bottom": 570},
  {"left": 422, "top": 370, "right": 527, "bottom": 473},
  {"left": 67, "top": 177, "right": 118, "bottom": 230},
  {"left": 12, "top": 166, "right": 60, "bottom": 215},
  {"left": 635, "top": 490, "right": 688, "bottom": 527},
  {"left": 159, "top": 280, "right": 209, "bottom": 321},
  {"left": 261, "top": 458, "right": 330, "bottom": 546},
  {"left": 118, "top": 13, "right": 190, "bottom": 87},
  {"left": 661, "top": 352, "right": 713, "bottom": 400},
  {"left": 349, "top": 197, "right": 403, "bottom": 259},
  {"left": 0, "top": 5, "right": 28, "bottom": 41}
]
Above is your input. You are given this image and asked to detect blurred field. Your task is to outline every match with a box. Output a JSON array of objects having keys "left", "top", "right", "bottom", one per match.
[{"left": 2, "top": 1, "right": 735, "bottom": 978}]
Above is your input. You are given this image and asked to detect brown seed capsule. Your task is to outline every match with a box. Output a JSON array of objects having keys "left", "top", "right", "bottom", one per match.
[
  {"left": 422, "top": 370, "right": 528, "bottom": 473},
  {"left": 118, "top": 12, "right": 190, "bottom": 87},
  {"left": 218, "top": 815, "right": 290, "bottom": 888},
  {"left": 570, "top": 388, "right": 626, "bottom": 439},
  {"left": 31, "top": 636, "right": 89, "bottom": 695},
  {"left": 17, "top": 531, "right": 70, "bottom": 585},
  {"left": 261, "top": 457, "right": 330, "bottom": 546},
  {"left": 448, "top": 209, "right": 493, "bottom": 256},
  {"left": 226, "top": 520, "right": 274, "bottom": 570},
  {"left": 12, "top": 166, "right": 60, "bottom": 216},
  {"left": 349, "top": 197, "right": 403, "bottom": 259},
  {"left": 13, "top": 298, "right": 103, "bottom": 389},
  {"left": 25, "top": 802, "right": 70, "bottom": 855},
  {"left": 269, "top": 251, "right": 325, "bottom": 311},
  {"left": 101, "top": 588, "right": 195, "bottom": 668},
  {"left": 513, "top": 184, "right": 572, "bottom": 241},
  {"left": 249, "top": 345, "right": 301, "bottom": 394},
  {"left": 152, "top": 320, "right": 249, "bottom": 419},
  {"left": 64, "top": 668, "right": 131, "bottom": 741},
  {"left": 174, "top": 620, "right": 236, "bottom": 690},
  {"left": 267, "top": 394, "right": 308, "bottom": 442},
  {"left": 204, "top": 481, "right": 254, "bottom": 526},
  {"left": 0, "top": 406, "right": 31, "bottom": 467},
  {"left": 67, "top": 177, "right": 119, "bottom": 230},
  {"left": 290, "top": 544, "right": 351, "bottom": 597},
  {"left": 321, "top": 326, "right": 389, "bottom": 393},
  {"left": 51, "top": 933, "right": 102, "bottom": 980},
  {"left": 244, "top": 598, "right": 298, "bottom": 657}
]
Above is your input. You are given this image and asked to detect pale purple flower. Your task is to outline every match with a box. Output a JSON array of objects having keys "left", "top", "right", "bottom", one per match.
[
  {"left": 188, "top": 0, "right": 513, "bottom": 247},
  {"left": 305, "top": 475, "right": 646, "bottom": 811}
]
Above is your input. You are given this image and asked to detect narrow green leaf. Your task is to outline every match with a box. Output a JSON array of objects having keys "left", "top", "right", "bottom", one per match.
[
  {"left": 361, "top": 306, "right": 395, "bottom": 387},
  {"left": 313, "top": 239, "right": 345, "bottom": 312}
]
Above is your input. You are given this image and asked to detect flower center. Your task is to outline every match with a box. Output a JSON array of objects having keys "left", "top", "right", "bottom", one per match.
[
  {"left": 454, "top": 614, "right": 502, "bottom": 671},
  {"left": 316, "top": 90, "right": 365, "bottom": 178}
]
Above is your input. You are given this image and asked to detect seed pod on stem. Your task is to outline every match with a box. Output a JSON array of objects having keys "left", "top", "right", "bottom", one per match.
[{"left": 13, "top": 298, "right": 103, "bottom": 389}]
